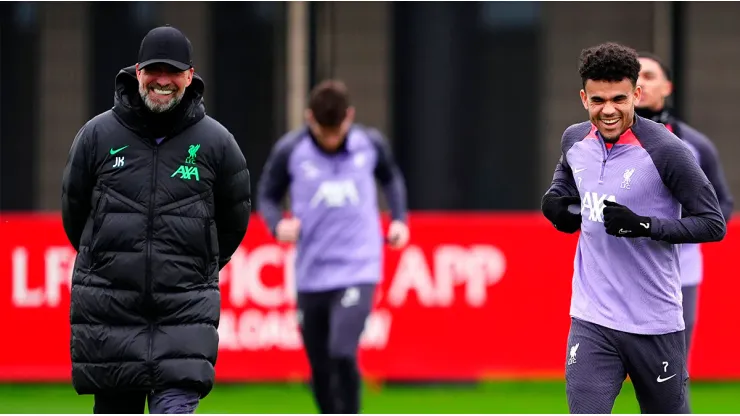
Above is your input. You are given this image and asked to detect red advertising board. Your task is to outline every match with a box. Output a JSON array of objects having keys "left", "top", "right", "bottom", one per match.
[{"left": 0, "top": 212, "right": 738, "bottom": 382}]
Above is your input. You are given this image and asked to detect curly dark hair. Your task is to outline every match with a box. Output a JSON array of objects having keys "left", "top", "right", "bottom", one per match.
[{"left": 578, "top": 42, "right": 641, "bottom": 88}]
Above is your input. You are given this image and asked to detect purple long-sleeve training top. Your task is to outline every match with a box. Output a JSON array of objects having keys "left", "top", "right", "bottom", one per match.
[
  {"left": 544, "top": 115, "right": 726, "bottom": 335},
  {"left": 257, "top": 124, "right": 408, "bottom": 293}
]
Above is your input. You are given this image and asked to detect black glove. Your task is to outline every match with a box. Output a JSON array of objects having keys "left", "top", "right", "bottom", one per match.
[
  {"left": 542, "top": 194, "right": 582, "bottom": 234},
  {"left": 603, "top": 200, "right": 652, "bottom": 238}
]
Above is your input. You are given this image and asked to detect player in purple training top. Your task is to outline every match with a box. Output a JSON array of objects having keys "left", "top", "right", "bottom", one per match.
[
  {"left": 636, "top": 52, "right": 734, "bottom": 361},
  {"left": 257, "top": 80, "right": 410, "bottom": 414},
  {"left": 541, "top": 42, "right": 726, "bottom": 414}
]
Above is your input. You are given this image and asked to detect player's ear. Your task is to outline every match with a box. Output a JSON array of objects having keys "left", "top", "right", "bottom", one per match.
[
  {"left": 662, "top": 80, "right": 673, "bottom": 98},
  {"left": 580, "top": 89, "right": 588, "bottom": 110},
  {"left": 304, "top": 109, "right": 314, "bottom": 125},
  {"left": 633, "top": 85, "right": 642, "bottom": 104},
  {"left": 345, "top": 107, "right": 356, "bottom": 124},
  {"left": 185, "top": 67, "right": 194, "bottom": 87}
]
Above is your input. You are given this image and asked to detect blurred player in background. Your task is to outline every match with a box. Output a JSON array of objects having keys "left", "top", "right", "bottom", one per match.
[
  {"left": 257, "top": 80, "right": 409, "bottom": 414},
  {"left": 542, "top": 42, "right": 726, "bottom": 413},
  {"left": 636, "top": 51, "right": 734, "bottom": 359}
]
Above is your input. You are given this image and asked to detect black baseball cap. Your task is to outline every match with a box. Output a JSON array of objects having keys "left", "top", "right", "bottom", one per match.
[{"left": 138, "top": 25, "right": 193, "bottom": 71}]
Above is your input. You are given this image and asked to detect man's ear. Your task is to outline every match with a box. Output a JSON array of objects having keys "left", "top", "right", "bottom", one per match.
[
  {"left": 345, "top": 107, "right": 356, "bottom": 124},
  {"left": 662, "top": 80, "right": 673, "bottom": 98},
  {"left": 580, "top": 89, "right": 588, "bottom": 110},
  {"left": 186, "top": 67, "right": 195, "bottom": 87}
]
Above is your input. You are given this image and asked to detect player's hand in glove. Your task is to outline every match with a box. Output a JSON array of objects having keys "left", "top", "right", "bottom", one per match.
[
  {"left": 542, "top": 194, "right": 582, "bottom": 234},
  {"left": 603, "top": 200, "right": 652, "bottom": 238}
]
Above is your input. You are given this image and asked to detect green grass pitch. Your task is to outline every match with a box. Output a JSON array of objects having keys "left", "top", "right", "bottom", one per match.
[{"left": 0, "top": 381, "right": 738, "bottom": 413}]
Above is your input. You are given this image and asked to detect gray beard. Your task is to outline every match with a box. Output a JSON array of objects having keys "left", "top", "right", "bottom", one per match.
[{"left": 139, "top": 85, "right": 185, "bottom": 113}]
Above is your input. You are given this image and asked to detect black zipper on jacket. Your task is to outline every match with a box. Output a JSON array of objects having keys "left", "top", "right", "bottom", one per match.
[
  {"left": 146, "top": 145, "right": 159, "bottom": 389},
  {"left": 598, "top": 138, "right": 613, "bottom": 183}
]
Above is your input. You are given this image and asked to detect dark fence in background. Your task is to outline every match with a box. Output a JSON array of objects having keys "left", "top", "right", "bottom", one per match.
[{"left": 0, "top": 1, "right": 719, "bottom": 214}]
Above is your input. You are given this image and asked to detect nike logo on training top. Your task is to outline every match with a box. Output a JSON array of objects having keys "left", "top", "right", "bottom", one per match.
[
  {"left": 109, "top": 145, "right": 129, "bottom": 155},
  {"left": 545, "top": 116, "right": 725, "bottom": 335}
]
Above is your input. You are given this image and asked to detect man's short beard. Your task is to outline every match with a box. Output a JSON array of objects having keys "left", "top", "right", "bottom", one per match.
[{"left": 139, "top": 85, "right": 185, "bottom": 113}]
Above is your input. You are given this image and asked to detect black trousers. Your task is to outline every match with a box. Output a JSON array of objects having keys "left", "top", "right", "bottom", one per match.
[
  {"left": 92, "top": 388, "right": 200, "bottom": 414},
  {"left": 297, "top": 284, "right": 376, "bottom": 414}
]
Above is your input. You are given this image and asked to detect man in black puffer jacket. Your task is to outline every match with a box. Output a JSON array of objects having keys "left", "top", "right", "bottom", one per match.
[{"left": 61, "top": 25, "right": 251, "bottom": 414}]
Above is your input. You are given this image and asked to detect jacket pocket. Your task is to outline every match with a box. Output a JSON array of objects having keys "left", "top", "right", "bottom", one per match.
[
  {"left": 87, "top": 187, "right": 108, "bottom": 268},
  {"left": 203, "top": 217, "right": 214, "bottom": 280},
  {"left": 90, "top": 188, "right": 108, "bottom": 246}
]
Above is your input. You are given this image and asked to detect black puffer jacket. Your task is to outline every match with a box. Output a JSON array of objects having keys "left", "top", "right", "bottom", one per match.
[{"left": 61, "top": 66, "right": 251, "bottom": 397}]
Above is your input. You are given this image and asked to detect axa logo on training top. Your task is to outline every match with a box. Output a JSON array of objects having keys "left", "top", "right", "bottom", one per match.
[
  {"left": 580, "top": 191, "right": 616, "bottom": 223},
  {"left": 172, "top": 144, "right": 201, "bottom": 181},
  {"left": 580, "top": 192, "right": 650, "bottom": 230},
  {"left": 310, "top": 179, "right": 360, "bottom": 208},
  {"left": 575, "top": 167, "right": 637, "bottom": 222}
]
